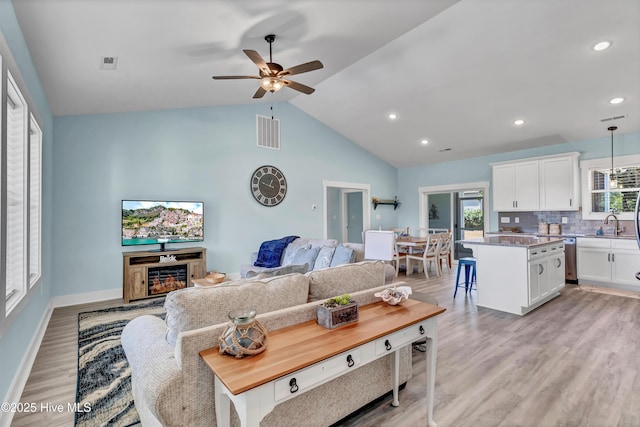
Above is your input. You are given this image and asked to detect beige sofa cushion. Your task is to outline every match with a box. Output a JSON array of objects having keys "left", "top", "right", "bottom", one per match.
[
  {"left": 164, "top": 273, "right": 309, "bottom": 345},
  {"left": 306, "top": 261, "right": 386, "bottom": 302}
]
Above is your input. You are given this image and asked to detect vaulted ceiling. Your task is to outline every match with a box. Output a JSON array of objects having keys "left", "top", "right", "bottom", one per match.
[{"left": 12, "top": 0, "right": 640, "bottom": 167}]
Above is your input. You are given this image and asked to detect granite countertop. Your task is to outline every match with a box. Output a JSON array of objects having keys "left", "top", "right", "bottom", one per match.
[
  {"left": 458, "top": 235, "right": 565, "bottom": 248},
  {"left": 487, "top": 231, "right": 637, "bottom": 240}
]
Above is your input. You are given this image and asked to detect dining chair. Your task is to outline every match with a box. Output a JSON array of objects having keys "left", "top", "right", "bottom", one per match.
[
  {"left": 405, "top": 233, "right": 442, "bottom": 279},
  {"left": 437, "top": 231, "right": 453, "bottom": 274},
  {"left": 393, "top": 241, "right": 408, "bottom": 277}
]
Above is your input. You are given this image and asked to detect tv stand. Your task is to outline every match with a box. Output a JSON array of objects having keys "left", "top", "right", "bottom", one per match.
[{"left": 123, "top": 247, "right": 207, "bottom": 303}]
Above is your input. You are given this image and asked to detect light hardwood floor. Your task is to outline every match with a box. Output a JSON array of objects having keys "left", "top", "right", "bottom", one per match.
[{"left": 12, "top": 269, "right": 640, "bottom": 427}]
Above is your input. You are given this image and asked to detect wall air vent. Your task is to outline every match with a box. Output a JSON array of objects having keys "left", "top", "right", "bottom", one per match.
[
  {"left": 256, "top": 115, "right": 281, "bottom": 150},
  {"left": 100, "top": 56, "right": 118, "bottom": 70},
  {"left": 600, "top": 114, "right": 626, "bottom": 122}
]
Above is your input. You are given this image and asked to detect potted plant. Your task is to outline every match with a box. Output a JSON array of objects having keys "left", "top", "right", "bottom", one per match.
[{"left": 316, "top": 294, "right": 359, "bottom": 329}]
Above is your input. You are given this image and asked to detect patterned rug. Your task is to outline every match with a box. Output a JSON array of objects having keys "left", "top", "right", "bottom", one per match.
[{"left": 75, "top": 298, "right": 166, "bottom": 427}]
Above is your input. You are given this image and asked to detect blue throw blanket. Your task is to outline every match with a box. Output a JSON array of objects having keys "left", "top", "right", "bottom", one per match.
[{"left": 254, "top": 235, "right": 299, "bottom": 268}]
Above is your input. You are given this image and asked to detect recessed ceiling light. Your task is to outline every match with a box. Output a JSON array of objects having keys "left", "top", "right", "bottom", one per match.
[
  {"left": 514, "top": 119, "right": 525, "bottom": 126},
  {"left": 593, "top": 41, "right": 611, "bottom": 51},
  {"left": 609, "top": 97, "right": 625, "bottom": 104},
  {"left": 421, "top": 139, "right": 429, "bottom": 145},
  {"left": 388, "top": 113, "right": 397, "bottom": 120}
]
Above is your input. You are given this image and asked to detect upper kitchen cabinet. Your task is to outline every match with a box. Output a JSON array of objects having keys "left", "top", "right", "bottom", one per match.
[
  {"left": 492, "top": 161, "right": 539, "bottom": 211},
  {"left": 539, "top": 153, "right": 580, "bottom": 210},
  {"left": 492, "top": 152, "right": 580, "bottom": 212}
]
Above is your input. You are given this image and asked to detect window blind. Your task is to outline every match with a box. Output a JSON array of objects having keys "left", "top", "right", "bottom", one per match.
[
  {"left": 29, "top": 115, "right": 42, "bottom": 286},
  {"left": 5, "top": 72, "right": 28, "bottom": 311},
  {"left": 590, "top": 165, "right": 640, "bottom": 213}
]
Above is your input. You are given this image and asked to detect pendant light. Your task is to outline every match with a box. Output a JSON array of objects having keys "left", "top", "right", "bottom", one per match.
[{"left": 608, "top": 126, "right": 618, "bottom": 188}]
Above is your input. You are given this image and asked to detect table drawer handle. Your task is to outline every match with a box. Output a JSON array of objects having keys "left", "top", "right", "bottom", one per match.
[
  {"left": 385, "top": 339, "right": 392, "bottom": 351},
  {"left": 419, "top": 325, "right": 425, "bottom": 335},
  {"left": 289, "top": 378, "right": 298, "bottom": 394},
  {"left": 346, "top": 354, "right": 355, "bottom": 367}
]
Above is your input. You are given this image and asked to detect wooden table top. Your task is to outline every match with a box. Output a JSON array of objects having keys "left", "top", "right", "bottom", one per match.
[
  {"left": 396, "top": 237, "right": 428, "bottom": 245},
  {"left": 200, "top": 300, "right": 445, "bottom": 395}
]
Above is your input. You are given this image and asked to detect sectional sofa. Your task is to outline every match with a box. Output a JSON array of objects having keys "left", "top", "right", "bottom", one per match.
[
  {"left": 122, "top": 261, "right": 413, "bottom": 426},
  {"left": 240, "top": 237, "right": 371, "bottom": 278}
]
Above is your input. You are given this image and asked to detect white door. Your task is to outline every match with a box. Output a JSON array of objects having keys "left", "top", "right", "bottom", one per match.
[
  {"left": 528, "top": 260, "right": 544, "bottom": 304},
  {"left": 577, "top": 247, "right": 611, "bottom": 282},
  {"left": 540, "top": 157, "right": 575, "bottom": 210},
  {"left": 612, "top": 250, "right": 640, "bottom": 287},
  {"left": 492, "top": 164, "right": 516, "bottom": 211},
  {"left": 514, "top": 162, "right": 540, "bottom": 210}
]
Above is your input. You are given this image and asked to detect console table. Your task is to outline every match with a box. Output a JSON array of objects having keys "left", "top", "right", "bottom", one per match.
[{"left": 200, "top": 299, "right": 445, "bottom": 427}]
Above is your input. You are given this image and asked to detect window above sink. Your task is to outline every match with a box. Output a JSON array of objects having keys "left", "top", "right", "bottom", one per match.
[{"left": 580, "top": 154, "right": 640, "bottom": 221}]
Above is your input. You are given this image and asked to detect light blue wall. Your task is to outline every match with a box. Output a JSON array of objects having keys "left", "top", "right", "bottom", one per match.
[
  {"left": 0, "top": 0, "right": 54, "bottom": 408},
  {"left": 326, "top": 187, "right": 342, "bottom": 241},
  {"left": 347, "top": 192, "right": 364, "bottom": 243},
  {"left": 52, "top": 102, "right": 397, "bottom": 296},
  {"left": 397, "top": 132, "right": 640, "bottom": 231}
]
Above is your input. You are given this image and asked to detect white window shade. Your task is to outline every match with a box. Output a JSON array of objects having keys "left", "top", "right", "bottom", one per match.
[
  {"left": 5, "top": 72, "right": 28, "bottom": 312},
  {"left": 29, "top": 115, "right": 42, "bottom": 286}
]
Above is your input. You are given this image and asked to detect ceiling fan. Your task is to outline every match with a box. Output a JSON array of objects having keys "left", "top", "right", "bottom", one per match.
[{"left": 212, "top": 34, "right": 323, "bottom": 99}]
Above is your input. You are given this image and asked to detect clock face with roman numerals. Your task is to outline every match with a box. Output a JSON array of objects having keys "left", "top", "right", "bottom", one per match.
[{"left": 250, "top": 165, "right": 287, "bottom": 207}]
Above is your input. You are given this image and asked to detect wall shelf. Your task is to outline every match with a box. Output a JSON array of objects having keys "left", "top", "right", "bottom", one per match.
[{"left": 372, "top": 197, "right": 401, "bottom": 210}]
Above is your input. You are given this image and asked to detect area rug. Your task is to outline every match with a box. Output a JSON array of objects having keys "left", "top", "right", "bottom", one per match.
[{"left": 75, "top": 298, "right": 166, "bottom": 427}]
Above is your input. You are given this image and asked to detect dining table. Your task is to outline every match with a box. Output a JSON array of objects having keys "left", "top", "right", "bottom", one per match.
[{"left": 396, "top": 237, "right": 428, "bottom": 276}]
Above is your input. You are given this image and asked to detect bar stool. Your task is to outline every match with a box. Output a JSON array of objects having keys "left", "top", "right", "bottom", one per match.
[{"left": 454, "top": 257, "right": 476, "bottom": 297}]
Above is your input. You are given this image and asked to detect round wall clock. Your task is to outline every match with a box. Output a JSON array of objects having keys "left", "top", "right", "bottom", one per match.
[{"left": 250, "top": 165, "right": 287, "bottom": 207}]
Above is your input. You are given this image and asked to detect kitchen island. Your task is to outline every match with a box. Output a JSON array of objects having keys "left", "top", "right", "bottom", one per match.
[{"left": 459, "top": 235, "right": 565, "bottom": 315}]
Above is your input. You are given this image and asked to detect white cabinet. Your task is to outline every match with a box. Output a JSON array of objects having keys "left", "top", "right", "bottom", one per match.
[
  {"left": 577, "top": 238, "right": 640, "bottom": 289},
  {"left": 492, "top": 152, "right": 580, "bottom": 212},
  {"left": 492, "top": 161, "right": 539, "bottom": 211},
  {"left": 528, "top": 242, "right": 565, "bottom": 305},
  {"left": 539, "top": 155, "right": 580, "bottom": 210}
]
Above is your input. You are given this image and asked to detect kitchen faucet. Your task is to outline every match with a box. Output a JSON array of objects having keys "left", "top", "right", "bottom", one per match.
[{"left": 603, "top": 213, "right": 622, "bottom": 236}]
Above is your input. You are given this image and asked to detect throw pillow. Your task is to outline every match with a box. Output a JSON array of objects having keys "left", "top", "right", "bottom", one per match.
[
  {"left": 292, "top": 246, "right": 321, "bottom": 268},
  {"left": 281, "top": 242, "right": 310, "bottom": 266},
  {"left": 329, "top": 244, "right": 355, "bottom": 267},
  {"left": 313, "top": 246, "right": 336, "bottom": 270}
]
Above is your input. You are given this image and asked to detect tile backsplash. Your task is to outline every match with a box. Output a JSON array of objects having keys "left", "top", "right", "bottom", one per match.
[{"left": 497, "top": 210, "right": 635, "bottom": 236}]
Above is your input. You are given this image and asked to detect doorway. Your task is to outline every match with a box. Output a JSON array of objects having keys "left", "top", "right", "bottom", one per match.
[
  {"left": 454, "top": 190, "right": 484, "bottom": 259},
  {"left": 323, "top": 181, "right": 371, "bottom": 243},
  {"left": 418, "top": 181, "right": 489, "bottom": 261}
]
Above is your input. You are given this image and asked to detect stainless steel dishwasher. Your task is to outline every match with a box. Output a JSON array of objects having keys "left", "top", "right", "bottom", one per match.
[{"left": 564, "top": 237, "right": 577, "bottom": 283}]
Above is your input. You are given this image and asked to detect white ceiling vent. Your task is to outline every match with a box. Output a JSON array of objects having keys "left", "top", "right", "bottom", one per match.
[
  {"left": 100, "top": 56, "right": 118, "bottom": 70},
  {"left": 256, "top": 115, "right": 280, "bottom": 150}
]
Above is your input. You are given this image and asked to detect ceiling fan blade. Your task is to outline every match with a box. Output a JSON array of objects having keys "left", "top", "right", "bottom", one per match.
[
  {"left": 212, "top": 75, "right": 260, "bottom": 80},
  {"left": 278, "top": 60, "right": 324, "bottom": 77},
  {"left": 282, "top": 79, "right": 315, "bottom": 95},
  {"left": 253, "top": 87, "right": 267, "bottom": 99},
  {"left": 243, "top": 49, "right": 271, "bottom": 75}
]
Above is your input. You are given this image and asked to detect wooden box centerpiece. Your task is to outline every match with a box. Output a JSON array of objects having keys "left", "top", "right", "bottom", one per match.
[{"left": 316, "top": 294, "right": 358, "bottom": 329}]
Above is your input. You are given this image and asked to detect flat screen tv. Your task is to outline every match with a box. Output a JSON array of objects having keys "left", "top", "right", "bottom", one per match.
[{"left": 122, "top": 200, "right": 204, "bottom": 251}]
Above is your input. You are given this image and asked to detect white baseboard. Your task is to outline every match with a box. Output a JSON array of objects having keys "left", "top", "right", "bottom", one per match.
[
  {"left": 0, "top": 301, "right": 54, "bottom": 427},
  {"left": 50, "top": 288, "right": 122, "bottom": 308}
]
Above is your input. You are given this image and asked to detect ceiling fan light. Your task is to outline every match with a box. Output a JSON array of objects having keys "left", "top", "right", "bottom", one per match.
[{"left": 260, "top": 77, "right": 284, "bottom": 93}]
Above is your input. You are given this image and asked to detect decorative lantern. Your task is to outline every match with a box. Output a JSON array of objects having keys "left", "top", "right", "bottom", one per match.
[{"left": 218, "top": 308, "right": 268, "bottom": 358}]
